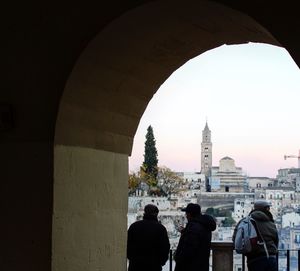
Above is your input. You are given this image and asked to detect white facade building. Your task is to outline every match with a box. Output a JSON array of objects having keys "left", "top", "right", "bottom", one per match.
[
  {"left": 210, "top": 157, "right": 246, "bottom": 193},
  {"left": 247, "top": 177, "right": 275, "bottom": 192},
  {"left": 177, "top": 171, "right": 206, "bottom": 191},
  {"left": 265, "top": 187, "right": 295, "bottom": 218},
  {"left": 282, "top": 212, "right": 300, "bottom": 228},
  {"left": 128, "top": 196, "right": 171, "bottom": 212},
  {"left": 232, "top": 197, "right": 254, "bottom": 221}
]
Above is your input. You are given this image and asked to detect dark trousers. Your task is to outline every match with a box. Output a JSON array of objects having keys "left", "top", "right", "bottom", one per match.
[
  {"left": 248, "top": 256, "right": 277, "bottom": 271},
  {"left": 128, "top": 261, "right": 162, "bottom": 271}
]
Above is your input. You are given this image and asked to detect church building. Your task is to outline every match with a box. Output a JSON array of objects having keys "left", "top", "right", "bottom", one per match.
[{"left": 201, "top": 122, "right": 246, "bottom": 192}]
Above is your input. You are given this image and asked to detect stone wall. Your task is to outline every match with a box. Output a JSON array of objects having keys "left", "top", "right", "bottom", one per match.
[{"left": 198, "top": 192, "right": 255, "bottom": 211}]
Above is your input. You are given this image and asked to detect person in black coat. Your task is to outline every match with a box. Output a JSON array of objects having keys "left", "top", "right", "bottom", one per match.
[
  {"left": 127, "top": 204, "right": 170, "bottom": 271},
  {"left": 174, "top": 203, "right": 216, "bottom": 271}
]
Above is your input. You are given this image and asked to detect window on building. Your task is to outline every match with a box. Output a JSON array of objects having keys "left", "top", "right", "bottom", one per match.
[{"left": 225, "top": 186, "right": 229, "bottom": 192}]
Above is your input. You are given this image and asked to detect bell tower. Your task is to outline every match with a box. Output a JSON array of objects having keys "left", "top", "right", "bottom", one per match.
[{"left": 201, "top": 122, "right": 212, "bottom": 177}]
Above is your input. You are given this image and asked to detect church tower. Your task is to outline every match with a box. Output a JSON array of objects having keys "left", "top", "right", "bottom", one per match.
[{"left": 201, "top": 122, "right": 212, "bottom": 177}]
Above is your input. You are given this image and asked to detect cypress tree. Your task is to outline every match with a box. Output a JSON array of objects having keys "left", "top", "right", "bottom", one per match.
[{"left": 143, "top": 125, "right": 158, "bottom": 180}]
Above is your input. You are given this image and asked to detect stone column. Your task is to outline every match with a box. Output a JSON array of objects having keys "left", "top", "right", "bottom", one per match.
[{"left": 211, "top": 241, "right": 234, "bottom": 271}]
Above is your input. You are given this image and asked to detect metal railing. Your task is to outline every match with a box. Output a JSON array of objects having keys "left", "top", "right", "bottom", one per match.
[
  {"left": 169, "top": 250, "right": 173, "bottom": 271},
  {"left": 166, "top": 247, "right": 300, "bottom": 271},
  {"left": 241, "top": 249, "right": 300, "bottom": 271},
  {"left": 276, "top": 249, "right": 300, "bottom": 271}
]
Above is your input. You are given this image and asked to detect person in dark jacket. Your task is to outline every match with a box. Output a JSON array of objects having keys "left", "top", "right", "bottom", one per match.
[
  {"left": 127, "top": 204, "right": 170, "bottom": 271},
  {"left": 246, "top": 200, "right": 279, "bottom": 271},
  {"left": 174, "top": 203, "right": 216, "bottom": 271}
]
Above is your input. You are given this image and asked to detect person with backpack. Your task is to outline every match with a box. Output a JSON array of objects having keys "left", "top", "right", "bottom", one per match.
[
  {"left": 233, "top": 200, "right": 279, "bottom": 271},
  {"left": 174, "top": 203, "right": 216, "bottom": 271}
]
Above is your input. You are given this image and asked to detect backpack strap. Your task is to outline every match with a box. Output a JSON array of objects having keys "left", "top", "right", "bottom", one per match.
[{"left": 250, "top": 215, "right": 269, "bottom": 258}]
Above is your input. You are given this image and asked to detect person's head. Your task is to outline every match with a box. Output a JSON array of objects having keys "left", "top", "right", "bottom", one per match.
[
  {"left": 182, "top": 203, "right": 201, "bottom": 221},
  {"left": 254, "top": 200, "right": 271, "bottom": 212},
  {"left": 144, "top": 204, "right": 159, "bottom": 218}
]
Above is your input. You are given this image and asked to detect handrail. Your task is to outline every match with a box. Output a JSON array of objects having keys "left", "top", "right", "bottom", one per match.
[{"left": 166, "top": 246, "right": 300, "bottom": 271}]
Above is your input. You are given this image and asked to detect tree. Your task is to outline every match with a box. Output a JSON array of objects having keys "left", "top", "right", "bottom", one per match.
[
  {"left": 222, "top": 216, "right": 235, "bottom": 227},
  {"left": 158, "top": 166, "right": 184, "bottom": 197},
  {"left": 128, "top": 172, "right": 141, "bottom": 194},
  {"left": 143, "top": 125, "right": 158, "bottom": 181},
  {"left": 140, "top": 164, "right": 157, "bottom": 188},
  {"left": 205, "top": 207, "right": 217, "bottom": 217}
]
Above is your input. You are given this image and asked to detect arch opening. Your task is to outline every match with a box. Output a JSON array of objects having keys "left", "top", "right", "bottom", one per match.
[{"left": 53, "top": 1, "right": 284, "bottom": 270}]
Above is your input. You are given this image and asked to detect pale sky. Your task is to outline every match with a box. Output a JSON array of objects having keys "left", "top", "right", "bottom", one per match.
[{"left": 129, "top": 43, "right": 300, "bottom": 178}]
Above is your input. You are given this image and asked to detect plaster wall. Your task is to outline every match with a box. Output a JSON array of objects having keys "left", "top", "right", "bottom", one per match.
[{"left": 52, "top": 146, "right": 128, "bottom": 271}]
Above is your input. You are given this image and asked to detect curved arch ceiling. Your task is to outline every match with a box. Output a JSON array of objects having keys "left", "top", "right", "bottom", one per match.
[{"left": 55, "top": 0, "right": 280, "bottom": 155}]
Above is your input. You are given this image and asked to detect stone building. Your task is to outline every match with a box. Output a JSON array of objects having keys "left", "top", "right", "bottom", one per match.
[
  {"left": 176, "top": 171, "right": 206, "bottom": 191},
  {"left": 277, "top": 168, "right": 300, "bottom": 191},
  {"left": 247, "top": 176, "right": 275, "bottom": 192},
  {"left": 232, "top": 197, "right": 255, "bottom": 221},
  {"left": 265, "top": 187, "right": 296, "bottom": 218},
  {"left": 210, "top": 157, "right": 247, "bottom": 192}
]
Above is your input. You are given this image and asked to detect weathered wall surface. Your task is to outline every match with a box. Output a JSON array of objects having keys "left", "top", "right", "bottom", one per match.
[{"left": 52, "top": 146, "right": 128, "bottom": 271}]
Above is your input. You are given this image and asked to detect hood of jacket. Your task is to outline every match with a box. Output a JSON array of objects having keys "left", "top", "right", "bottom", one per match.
[
  {"left": 192, "top": 214, "right": 216, "bottom": 232},
  {"left": 250, "top": 209, "right": 273, "bottom": 222}
]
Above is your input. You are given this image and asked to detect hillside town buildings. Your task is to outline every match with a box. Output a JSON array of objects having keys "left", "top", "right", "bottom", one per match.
[{"left": 128, "top": 122, "right": 300, "bottom": 270}]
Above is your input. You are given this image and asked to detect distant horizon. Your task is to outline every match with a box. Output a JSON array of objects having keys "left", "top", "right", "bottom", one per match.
[{"left": 129, "top": 43, "right": 300, "bottom": 178}]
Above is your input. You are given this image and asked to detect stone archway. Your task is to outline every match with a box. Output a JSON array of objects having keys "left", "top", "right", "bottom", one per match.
[{"left": 53, "top": 1, "right": 280, "bottom": 270}]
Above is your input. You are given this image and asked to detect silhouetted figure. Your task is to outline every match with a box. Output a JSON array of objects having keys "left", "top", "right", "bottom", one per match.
[
  {"left": 174, "top": 203, "right": 216, "bottom": 271},
  {"left": 234, "top": 200, "right": 279, "bottom": 271},
  {"left": 127, "top": 204, "right": 170, "bottom": 271}
]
